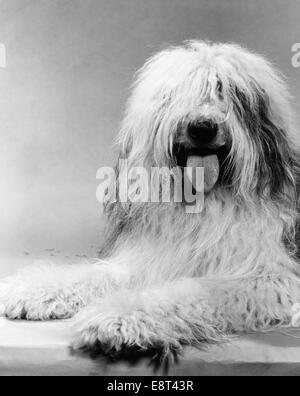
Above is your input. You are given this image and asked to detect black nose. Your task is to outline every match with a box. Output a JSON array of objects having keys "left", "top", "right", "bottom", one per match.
[{"left": 187, "top": 121, "right": 218, "bottom": 145}]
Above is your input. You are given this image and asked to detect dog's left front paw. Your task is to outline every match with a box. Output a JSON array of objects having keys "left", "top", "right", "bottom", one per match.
[{"left": 72, "top": 306, "right": 181, "bottom": 355}]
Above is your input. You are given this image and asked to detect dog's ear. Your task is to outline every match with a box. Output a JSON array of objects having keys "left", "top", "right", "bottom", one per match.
[
  {"left": 283, "top": 149, "right": 300, "bottom": 258},
  {"left": 255, "top": 88, "right": 296, "bottom": 200},
  {"left": 231, "top": 81, "right": 298, "bottom": 203}
]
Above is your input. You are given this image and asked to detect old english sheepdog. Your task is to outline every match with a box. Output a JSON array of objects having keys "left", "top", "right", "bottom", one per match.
[{"left": 1, "top": 40, "right": 300, "bottom": 355}]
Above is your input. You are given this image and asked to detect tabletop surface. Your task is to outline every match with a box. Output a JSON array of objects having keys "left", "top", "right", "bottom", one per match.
[{"left": 1, "top": 317, "right": 300, "bottom": 376}]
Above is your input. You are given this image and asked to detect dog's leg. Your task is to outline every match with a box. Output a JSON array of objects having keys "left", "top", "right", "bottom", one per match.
[
  {"left": 71, "top": 278, "right": 224, "bottom": 354},
  {"left": 0, "top": 261, "right": 129, "bottom": 320},
  {"left": 71, "top": 271, "right": 300, "bottom": 354}
]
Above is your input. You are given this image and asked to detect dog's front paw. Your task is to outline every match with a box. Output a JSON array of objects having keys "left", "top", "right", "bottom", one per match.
[
  {"left": 72, "top": 306, "right": 182, "bottom": 355},
  {"left": 3, "top": 285, "right": 83, "bottom": 321},
  {"left": 0, "top": 265, "right": 85, "bottom": 320}
]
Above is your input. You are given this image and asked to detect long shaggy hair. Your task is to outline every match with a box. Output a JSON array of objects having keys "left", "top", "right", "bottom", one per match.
[{"left": 1, "top": 40, "right": 300, "bottom": 356}]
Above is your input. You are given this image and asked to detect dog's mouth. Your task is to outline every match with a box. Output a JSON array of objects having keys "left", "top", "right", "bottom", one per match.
[{"left": 173, "top": 144, "right": 231, "bottom": 193}]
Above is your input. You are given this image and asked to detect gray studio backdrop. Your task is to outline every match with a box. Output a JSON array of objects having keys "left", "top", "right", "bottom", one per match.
[{"left": 0, "top": 0, "right": 299, "bottom": 267}]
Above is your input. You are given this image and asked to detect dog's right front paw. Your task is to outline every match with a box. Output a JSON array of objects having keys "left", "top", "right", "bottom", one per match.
[
  {"left": 2, "top": 285, "right": 83, "bottom": 321},
  {"left": 0, "top": 264, "right": 85, "bottom": 321}
]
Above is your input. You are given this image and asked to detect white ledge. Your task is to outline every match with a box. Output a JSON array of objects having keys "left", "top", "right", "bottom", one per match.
[{"left": 0, "top": 318, "right": 300, "bottom": 376}]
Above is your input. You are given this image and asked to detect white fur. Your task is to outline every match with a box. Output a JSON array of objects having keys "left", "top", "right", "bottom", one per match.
[{"left": 0, "top": 41, "right": 299, "bottom": 355}]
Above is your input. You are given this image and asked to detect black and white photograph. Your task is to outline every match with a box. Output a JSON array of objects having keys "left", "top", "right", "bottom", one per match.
[{"left": 0, "top": 0, "right": 300, "bottom": 378}]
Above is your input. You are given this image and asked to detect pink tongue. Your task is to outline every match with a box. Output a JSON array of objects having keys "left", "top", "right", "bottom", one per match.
[{"left": 186, "top": 154, "right": 219, "bottom": 193}]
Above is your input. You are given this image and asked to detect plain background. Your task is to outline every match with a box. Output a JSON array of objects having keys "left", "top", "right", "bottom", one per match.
[{"left": 0, "top": 0, "right": 299, "bottom": 268}]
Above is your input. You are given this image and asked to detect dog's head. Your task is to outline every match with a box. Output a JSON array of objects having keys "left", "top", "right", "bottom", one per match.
[{"left": 118, "top": 41, "right": 299, "bottom": 208}]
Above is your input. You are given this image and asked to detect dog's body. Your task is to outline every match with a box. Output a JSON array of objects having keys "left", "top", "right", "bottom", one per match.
[{"left": 1, "top": 41, "right": 300, "bottom": 354}]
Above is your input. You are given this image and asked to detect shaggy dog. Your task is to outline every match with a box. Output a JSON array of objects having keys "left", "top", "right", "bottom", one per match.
[{"left": 1, "top": 40, "right": 300, "bottom": 356}]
